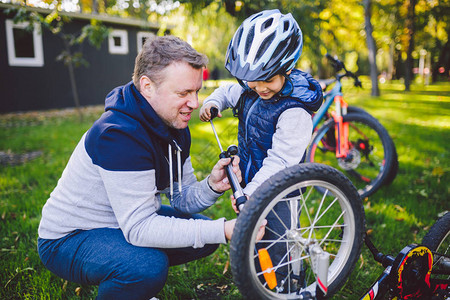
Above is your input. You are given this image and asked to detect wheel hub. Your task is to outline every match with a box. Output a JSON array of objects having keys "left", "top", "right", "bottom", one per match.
[{"left": 338, "top": 148, "right": 361, "bottom": 170}]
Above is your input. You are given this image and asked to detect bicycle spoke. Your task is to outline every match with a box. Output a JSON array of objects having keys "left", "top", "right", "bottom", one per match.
[
  {"left": 255, "top": 231, "right": 288, "bottom": 255},
  {"left": 308, "top": 189, "right": 329, "bottom": 240},
  {"left": 314, "top": 194, "right": 340, "bottom": 227},
  {"left": 319, "top": 210, "right": 346, "bottom": 247}
]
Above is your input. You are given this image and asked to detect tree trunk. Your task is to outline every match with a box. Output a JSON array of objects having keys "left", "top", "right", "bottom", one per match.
[
  {"left": 432, "top": 36, "right": 450, "bottom": 82},
  {"left": 404, "top": 0, "right": 416, "bottom": 91},
  {"left": 363, "top": 0, "right": 379, "bottom": 96},
  {"left": 63, "top": 39, "right": 83, "bottom": 121},
  {"left": 388, "top": 42, "right": 394, "bottom": 80}
]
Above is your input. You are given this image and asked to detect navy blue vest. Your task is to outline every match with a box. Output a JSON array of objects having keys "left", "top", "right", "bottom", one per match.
[{"left": 236, "top": 90, "right": 310, "bottom": 185}]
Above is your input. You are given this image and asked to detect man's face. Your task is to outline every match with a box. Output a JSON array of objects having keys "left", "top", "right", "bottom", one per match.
[
  {"left": 247, "top": 74, "right": 286, "bottom": 100},
  {"left": 144, "top": 62, "right": 202, "bottom": 129}
]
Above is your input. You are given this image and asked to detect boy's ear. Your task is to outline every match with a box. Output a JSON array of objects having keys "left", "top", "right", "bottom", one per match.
[{"left": 286, "top": 69, "right": 292, "bottom": 75}]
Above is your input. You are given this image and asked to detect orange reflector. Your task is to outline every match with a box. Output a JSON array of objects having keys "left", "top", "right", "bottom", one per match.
[{"left": 258, "top": 248, "right": 277, "bottom": 289}]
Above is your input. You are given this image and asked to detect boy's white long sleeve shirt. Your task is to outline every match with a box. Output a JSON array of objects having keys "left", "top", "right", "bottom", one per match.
[{"left": 203, "top": 83, "right": 313, "bottom": 196}]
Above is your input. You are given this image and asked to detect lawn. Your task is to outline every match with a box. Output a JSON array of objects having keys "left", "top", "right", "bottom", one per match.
[{"left": 0, "top": 80, "right": 449, "bottom": 299}]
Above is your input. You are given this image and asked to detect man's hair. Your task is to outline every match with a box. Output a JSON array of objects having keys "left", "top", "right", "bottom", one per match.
[{"left": 133, "top": 35, "right": 208, "bottom": 90}]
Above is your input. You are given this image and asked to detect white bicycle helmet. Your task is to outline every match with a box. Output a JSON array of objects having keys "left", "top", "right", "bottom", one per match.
[{"left": 225, "top": 9, "right": 303, "bottom": 82}]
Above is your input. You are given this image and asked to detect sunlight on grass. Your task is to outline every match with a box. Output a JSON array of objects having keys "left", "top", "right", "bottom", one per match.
[{"left": 1, "top": 81, "right": 449, "bottom": 299}]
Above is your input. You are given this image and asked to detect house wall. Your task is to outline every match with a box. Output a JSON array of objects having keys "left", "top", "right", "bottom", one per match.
[{"left": 0, "top": 12, "right": 158, "bottom": 113}]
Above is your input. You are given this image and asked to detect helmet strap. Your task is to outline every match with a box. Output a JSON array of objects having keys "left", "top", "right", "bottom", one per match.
[{"left": 237, "top": 78, "right": 249, "bottom": 90}]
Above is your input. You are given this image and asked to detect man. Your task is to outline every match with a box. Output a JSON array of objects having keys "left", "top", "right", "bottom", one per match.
[{"left": 37, "top": 36, "right": 244, "bottom": 299}]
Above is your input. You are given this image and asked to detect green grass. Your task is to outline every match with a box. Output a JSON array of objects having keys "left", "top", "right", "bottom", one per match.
[{"left": 0, "top": 81, "right": 449, "bottom": 299}]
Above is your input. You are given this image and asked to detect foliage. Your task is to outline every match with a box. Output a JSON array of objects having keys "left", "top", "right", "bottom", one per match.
[
  {"left": 175, "top": 0, "right": 448, "bottom": 83},
  {"left": 0, "top": 82, "right": 449, "bottom": 299},
  {"left": 170, "top": 3, "right": 238, "bottom": 76}
]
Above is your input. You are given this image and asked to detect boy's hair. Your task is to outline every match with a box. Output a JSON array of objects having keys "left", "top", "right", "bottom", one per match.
[{"left": 133, "top": 35, "right": 208, "bottom": 90}]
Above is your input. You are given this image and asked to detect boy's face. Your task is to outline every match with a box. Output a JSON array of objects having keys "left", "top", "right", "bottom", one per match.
[{"left": 247, "top": 73, "right": 288, "bottom": 100}]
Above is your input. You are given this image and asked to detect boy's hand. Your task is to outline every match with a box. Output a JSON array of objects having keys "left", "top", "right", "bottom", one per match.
[
  {"left": 199, "top": 103, "right": 222, "bottom": 122},
  {"left": 230, "top": 194, "right": 249, "bottom": 214}
]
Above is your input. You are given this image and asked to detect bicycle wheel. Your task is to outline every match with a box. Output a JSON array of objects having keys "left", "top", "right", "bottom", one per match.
[
  {"left": 306, "top": 113, "right": 395, "bottom": 198},
  {"left": 348, "top": 106, "right": 399, "bottom": 186},
  {"left": 230, "top": 163, "right": 365, "bottom": 299},
  {"left": 422, "top": 212, "right": 450, "bottom": 286},
  {"left": 348, "top": 105, "right": 369, "bottom": 116}
]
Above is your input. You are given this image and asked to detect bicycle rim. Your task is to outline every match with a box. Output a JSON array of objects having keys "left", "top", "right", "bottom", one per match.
[{"left": 230, "top": 164, "right": 364, "bottom": 299}]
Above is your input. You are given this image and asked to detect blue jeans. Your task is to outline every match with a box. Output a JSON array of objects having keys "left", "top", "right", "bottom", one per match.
[{"left": 38, "top": 205, "right": 219, "bottom": 300}]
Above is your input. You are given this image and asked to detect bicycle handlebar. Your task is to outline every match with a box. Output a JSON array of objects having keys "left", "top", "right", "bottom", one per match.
[
  {"left": 210, "top": 106, "right": 219, "bottom": 119},
  {"left": 364, "top": 233, "right": 395, "bottom": 268},
  {"left": 325, "top": 54, "right": 362, "bottom": 88}
]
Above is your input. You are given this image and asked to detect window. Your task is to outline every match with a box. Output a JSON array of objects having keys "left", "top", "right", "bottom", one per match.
[
  {"left": 137, "top": 32, "right": 155, "bottom": 53},
  {"left": 5, "top": 20, "right": 44, "bottom": 67},
  {"left": 108, "top": 29, "right": 129, "bottom": 54}
]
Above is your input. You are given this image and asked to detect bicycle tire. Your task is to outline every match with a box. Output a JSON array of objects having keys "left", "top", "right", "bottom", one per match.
[
  {"left": 306, "top": 113, "right": 395, "bottom": 198},
  {"left": 347, "top": 106, "right": 399, "bottom": 186},
  {"left": 347, "top": 105, "right": 369, "bottom": 115},
  {"left": 422, "top": 212, "right": 450, "bottom": 287},
  {"left": 230, "top": 163, "right": 365, "bottom": 299}
]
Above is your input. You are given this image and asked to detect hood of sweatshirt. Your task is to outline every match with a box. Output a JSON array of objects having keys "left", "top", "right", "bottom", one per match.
[{"left": 85, "top": 82, "right": 190, "bottom": 197}]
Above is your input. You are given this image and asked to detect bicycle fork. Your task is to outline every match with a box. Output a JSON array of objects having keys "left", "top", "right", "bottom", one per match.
[{"left": 332, "top": 95, "right": 349, "bottom": 159}]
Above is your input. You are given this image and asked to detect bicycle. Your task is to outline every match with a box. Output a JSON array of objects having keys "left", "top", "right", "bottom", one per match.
[
  {"left": 229, "top": 161, "right": 449, "bottom": 299},
  {"left": 360, "top": 211, "right": 449, "bottom": 300},
  {"left": 230, "top": 162, "right": 366, "bottom": 299},
  {"left": 306, "top": 54, "right": 398, "bottom": 199}
]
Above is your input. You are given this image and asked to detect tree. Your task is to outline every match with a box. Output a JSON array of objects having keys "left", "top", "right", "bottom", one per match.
[
  {"left": 404, "top": 0, "right": 416, "bottom": 91},
  {"left": 170, "top": 3, "right": 238, "bottom": 78},
  {"left": 363, "top": 0, "right": 380, "bottom": 96}
]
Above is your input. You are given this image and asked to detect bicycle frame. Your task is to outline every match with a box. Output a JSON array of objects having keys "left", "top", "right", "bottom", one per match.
[
  {"left": 312, "top": 77, "right": 350, "bottom": 158},
  {"left": 312, "top": 79, "right": 343, "bottom": 129}
]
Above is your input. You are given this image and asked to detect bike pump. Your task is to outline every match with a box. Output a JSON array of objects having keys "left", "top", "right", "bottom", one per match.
[{"left": 209, "top": 107, "right": 247, "bottom": 212}]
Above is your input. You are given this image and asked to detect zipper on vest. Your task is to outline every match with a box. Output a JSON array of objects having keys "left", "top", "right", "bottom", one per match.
[{"left": 245, "top": 154, "right": 252, "bottom": 184}]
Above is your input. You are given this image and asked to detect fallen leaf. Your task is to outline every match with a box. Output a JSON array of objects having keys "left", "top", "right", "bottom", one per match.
[
  {"left": 223, "top": 260, "right": 229, "bottom": 274},
  {"left": 419, "top": 189, "right": 428, "bottom": 197},
  {"left": 359, "top": 254, "right": 364, "bottom": 269},
  {"left": 394, "top": 205, "right": 405, "bottom": 212},
  {"left": 431, "top": 167, "right": 444, "bottom": 177}
]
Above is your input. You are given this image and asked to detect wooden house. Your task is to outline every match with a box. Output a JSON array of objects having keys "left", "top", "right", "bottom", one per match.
[{"left": 0, "top": 3, "right": 171, "bottom": 113}]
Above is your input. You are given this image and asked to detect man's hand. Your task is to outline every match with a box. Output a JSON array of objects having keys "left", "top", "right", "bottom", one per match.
[
  {"left": 199, "top": 103, "right": 222, "bottom": 122},
  {"left": 224, "top": 219, "right": 267, "bottom": 241},
  {"left": 224, "top": 219, "right": 236, "bottom": 241},
  {"left": 208, "top": 156, "right": 241, "bottom": 193}
]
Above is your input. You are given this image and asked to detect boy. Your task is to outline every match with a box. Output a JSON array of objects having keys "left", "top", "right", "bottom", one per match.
[{"left": 199, "top": 9, "right": 323, "bottom": 289}]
